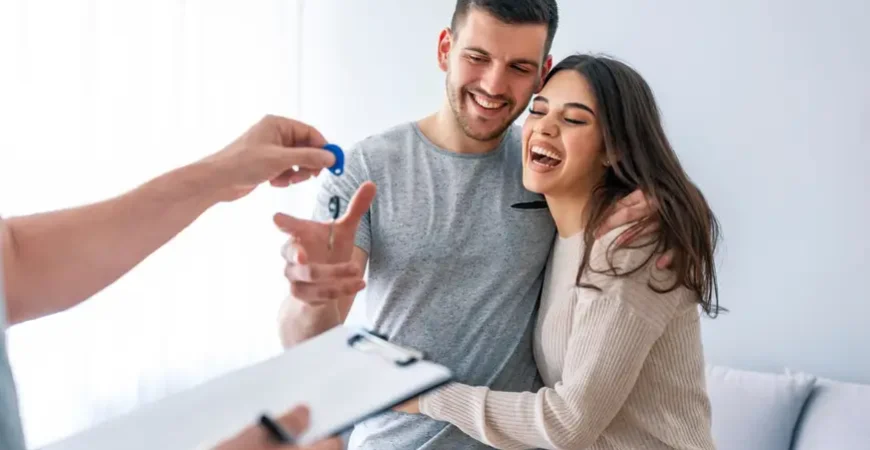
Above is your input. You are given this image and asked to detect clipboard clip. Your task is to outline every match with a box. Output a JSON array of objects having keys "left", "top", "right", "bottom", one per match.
[{"left": 347, "top": 330, "right": 424, "bottom": 367}]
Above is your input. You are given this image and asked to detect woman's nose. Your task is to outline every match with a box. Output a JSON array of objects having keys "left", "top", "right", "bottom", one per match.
[{"left": 534, "top": 114, "right": 559, "bottom": 137}]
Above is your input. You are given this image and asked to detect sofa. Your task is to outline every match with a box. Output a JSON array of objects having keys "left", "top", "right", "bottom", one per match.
[{"left": 706, "top": 365, "right": 870, "bottom": 450}]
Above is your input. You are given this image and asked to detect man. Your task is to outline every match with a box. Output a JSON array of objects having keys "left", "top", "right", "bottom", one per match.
[
  {"left": 276, "top": 1, "right": 662, "bottom": 449},
  {"left": 0, "top": 115, "right": 359, "bottom": 450}
]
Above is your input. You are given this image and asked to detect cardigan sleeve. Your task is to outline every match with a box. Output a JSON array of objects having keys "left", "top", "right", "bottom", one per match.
[{"left": 419, "top": 230, "right": 686, "bottom": 450}]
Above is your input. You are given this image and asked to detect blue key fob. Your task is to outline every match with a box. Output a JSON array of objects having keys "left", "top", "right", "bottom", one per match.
[{"left": 323, "top": 143, "right": 344, "bottom": 176}]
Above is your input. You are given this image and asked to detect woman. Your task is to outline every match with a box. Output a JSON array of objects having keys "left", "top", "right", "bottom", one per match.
[{"left": 399, "top": 53, "right": 723, "bottom": 449}]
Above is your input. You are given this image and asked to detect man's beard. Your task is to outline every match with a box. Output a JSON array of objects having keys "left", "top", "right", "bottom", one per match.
[{"left": 446, "top": 78, "right": 520, "bottom": 142}]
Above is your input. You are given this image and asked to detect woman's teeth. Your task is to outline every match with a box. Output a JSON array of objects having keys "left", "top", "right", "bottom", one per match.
[{"left": 531, "top": 146, "right": 562, "bottom": 167}]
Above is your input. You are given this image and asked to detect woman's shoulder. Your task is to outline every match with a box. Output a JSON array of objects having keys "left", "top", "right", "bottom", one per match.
[
  {"left": 587, "top": 222, "right": 660, "bottom": 276},
  {"left": 581, "top": 222, "right": 697, "bottom": 320}
]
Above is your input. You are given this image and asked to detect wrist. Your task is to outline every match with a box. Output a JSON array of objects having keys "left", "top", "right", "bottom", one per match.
[
  {"left": 278, "top": 298, "right": 341, "bottom": 346},
  {"left": 178, "top": 158, "right": 232, "bottom": 206}
]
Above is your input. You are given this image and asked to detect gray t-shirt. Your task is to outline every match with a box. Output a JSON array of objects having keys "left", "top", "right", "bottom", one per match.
[
  {"left": 1, "top": 249, "right": 27, "bottom": 450},
  {"left": 313, "top": 122, "right": 556, "bottom": 449}
]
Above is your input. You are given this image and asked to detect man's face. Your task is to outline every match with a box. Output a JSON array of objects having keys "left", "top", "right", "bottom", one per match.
[{"left": 439, "top": 9, "right": 552, "bottom": 142}]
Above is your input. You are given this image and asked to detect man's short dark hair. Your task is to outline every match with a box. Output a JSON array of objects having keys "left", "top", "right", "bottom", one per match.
[{"left": 450, "top": 0, "right": 559, "bottom": 56}]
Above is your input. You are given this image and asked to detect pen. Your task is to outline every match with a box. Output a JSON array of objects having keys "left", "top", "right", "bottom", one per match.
[{"left": 259, "top": 413, "right": 295, "bottom": 444}]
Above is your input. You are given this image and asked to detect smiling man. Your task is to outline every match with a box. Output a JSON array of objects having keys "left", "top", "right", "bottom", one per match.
[{"left": 278, "top": 2, "right": 561, "bottom": 449}]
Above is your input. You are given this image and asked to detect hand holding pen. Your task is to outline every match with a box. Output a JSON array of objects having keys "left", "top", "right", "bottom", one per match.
[{"left": 212, "top": 406, "right": 340, "bottom": 449}]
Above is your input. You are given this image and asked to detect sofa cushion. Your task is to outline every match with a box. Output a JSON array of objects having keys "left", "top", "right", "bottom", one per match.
[
  {"left": 705, "top": 365, "right": 816, "bottom": 450},
  {"left": 792, "top": 376, "right": 870, "bottom": 450}
]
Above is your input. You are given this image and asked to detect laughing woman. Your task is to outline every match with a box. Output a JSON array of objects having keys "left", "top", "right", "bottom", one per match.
[{"left": 401, "top": 53, "right": 723, "bottom": 450}]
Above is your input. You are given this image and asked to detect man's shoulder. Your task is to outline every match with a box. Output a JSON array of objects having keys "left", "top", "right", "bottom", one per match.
[
  {"left": 503, "top": 123, "right": 524, "bottom": 152},
  {"left": 349, "top": 121, "right": 418, "bottom": 155}
]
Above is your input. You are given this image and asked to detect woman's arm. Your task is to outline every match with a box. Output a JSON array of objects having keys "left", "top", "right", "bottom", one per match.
[{"left": 419, "top": 237, "right": 686, "bottom": 450}]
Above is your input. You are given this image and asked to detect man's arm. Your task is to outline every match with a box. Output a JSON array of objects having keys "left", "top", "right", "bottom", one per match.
[
  {"left": 274, "top": 139, "right": 376, "bottom": 347},
  {"left": 1, "top": 115, "right": 341, "bottom": 326},
  {"left": 278, "top": 246, "right": 368, "bottom": 347}
]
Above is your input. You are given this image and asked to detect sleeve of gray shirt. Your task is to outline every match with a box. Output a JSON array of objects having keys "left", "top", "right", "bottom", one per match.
[
  {"left": 0, "top": 226, "right": 28, "bottom": 450},
  {"left": 310, "top": 141, "right": 373, "bottom": 255}
]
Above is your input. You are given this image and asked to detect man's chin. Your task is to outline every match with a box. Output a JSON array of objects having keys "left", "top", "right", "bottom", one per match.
[{"left": 461, "top": 120, "right": 512, "bottom": 142}]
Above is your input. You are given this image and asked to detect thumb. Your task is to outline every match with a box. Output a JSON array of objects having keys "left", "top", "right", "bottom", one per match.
[
  {"left": 274, "top": 405, "right": 310, "bottom": 437},
  {"left": 270, "top": 145, "right": 336, "bottom": 170},
  {"left": 338, "top": 181, "right": 377, "bottom": 227}
]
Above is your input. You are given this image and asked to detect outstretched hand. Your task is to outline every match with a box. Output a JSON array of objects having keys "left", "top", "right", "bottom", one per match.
[
  {"left": 274, "top": 182, "right": 377, "bottom": 305},
  {"left": 595, "top": 189, "right": 673, "bottom": 269}
]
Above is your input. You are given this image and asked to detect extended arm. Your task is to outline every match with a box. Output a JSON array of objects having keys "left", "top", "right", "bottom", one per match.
[
  {"left": 1, "top": 162, "right": 220, "bottom": 325},
  {"left": 1, "top": 115, "right": 338, "bottom": 326}
]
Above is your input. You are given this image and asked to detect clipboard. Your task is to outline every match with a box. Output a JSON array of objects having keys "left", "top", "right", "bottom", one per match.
[{"left": 38, "top": 325, "right": 453, "bottom": 450}]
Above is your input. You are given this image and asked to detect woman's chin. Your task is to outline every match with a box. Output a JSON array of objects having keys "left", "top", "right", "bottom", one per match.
[{"left": 522, "top": 171, "right": 550, "bottom": 194}]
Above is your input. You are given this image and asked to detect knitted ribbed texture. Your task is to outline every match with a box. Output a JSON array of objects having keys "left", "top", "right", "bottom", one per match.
[{"left": 419, "top": 227, "right": 715, "bottom": 450}]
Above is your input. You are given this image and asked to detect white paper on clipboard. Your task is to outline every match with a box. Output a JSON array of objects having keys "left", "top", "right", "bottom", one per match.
[{"left": 38, "top": 325, "right": 453, "bottom": 450}]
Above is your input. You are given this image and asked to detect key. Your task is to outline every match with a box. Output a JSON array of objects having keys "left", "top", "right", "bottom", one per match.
[{"left": 328, "top": 196, "right": 340, "bottom": 251}]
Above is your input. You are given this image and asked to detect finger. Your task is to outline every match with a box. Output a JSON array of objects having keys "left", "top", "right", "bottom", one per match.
[
  {"left": 267, "top": 145, "right": 336, "bottom": 171},
  {"left": 270, "top": 168, "right": 320, "bottom": 187},
  {"left": 597, "top": 201, "right": 651, "bottom": 238},
  {"left": 281, "top": 240, "right": 309, "bottom": 265},
  {"left": 267, "top": 115, "right": 329, "bottom": 149},
  {"left": 615, "top": 221, "right": 659, "bottom": 246},
  {"left": 302, "top": 437, "right": 343, "bottom": 450},
  {"left": 274, "top": 213, "right": 324, "bottom": 242},
  {"left": 275, "top": 405, "right": 310, "bottom": 437},
  {"left": 338, "top": 181, "right": 377, "bottom": 227},
  {"left": 290, "top": 279, "right": 367, "bottom": 305},
  {"left": 294, "top": 245, "right": 308, "bottom": 265},
  {"left": 598, "top": 189, "right": 651, "bottom": 239},
  {"left": 596, "top": 208, "right": 631, "bottom": 238},
  {"left": 656, "top": 249, "right": 675, "bottom": 270},
  {"left": 617, "top": 188, "right": 646, "bottom": 208},
  {"left": 284, "top": 168, "right": 319, "bottom": 185},
  {"left": 285, "top": 260, "right": 361, "bottom": 283}
]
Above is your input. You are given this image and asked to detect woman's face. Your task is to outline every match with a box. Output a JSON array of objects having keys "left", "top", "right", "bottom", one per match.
[{"left": 521, "top": 69, "right": 608, "bottom": 197}]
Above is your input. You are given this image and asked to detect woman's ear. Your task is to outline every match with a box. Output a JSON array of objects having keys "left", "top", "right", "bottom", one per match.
[{"left": 601, "top": 146, "right": 621, "bottom": 168}]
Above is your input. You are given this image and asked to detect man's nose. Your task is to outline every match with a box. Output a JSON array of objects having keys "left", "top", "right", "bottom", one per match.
[{"left": 479, "top": 66, "right": 508, "bottom": 98}]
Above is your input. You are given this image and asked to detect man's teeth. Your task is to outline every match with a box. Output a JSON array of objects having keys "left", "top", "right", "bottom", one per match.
[
  {"left": 531, "top": 146, "right": 562, "bottom": 162},
  {"left": 472, "top": 94, "right": 504, "bottom": 110}
]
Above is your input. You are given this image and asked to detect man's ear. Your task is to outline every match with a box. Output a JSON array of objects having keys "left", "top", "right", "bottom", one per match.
[
  {"left": 535, "top": 54, "right": 554, "bottom": 93},
  {"left": 437, "top": 28, "right": 453, "bottom": 72}
]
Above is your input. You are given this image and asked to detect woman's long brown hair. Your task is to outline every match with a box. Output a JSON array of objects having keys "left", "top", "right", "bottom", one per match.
[{"left": 553, "top": 53, "right": 725, "bottom": 318}]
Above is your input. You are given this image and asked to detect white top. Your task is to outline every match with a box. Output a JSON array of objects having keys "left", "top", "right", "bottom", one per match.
[{"left": 420, "top": 226, "right": 716, "bottom": 450}]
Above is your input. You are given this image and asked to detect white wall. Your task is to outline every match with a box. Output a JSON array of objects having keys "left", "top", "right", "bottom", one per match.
[{"left": 298, "top": 0, "right": 870, "bottom": 383}]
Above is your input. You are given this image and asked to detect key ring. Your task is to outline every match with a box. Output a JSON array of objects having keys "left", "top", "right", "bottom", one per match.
[{"left": 328, "top": 196, "right": 340, "bottom": 251}]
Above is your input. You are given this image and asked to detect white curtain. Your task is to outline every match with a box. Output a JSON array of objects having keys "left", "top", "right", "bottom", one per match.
[{"left": 0, "top": 1, "right": 319, "bottom": 448}]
